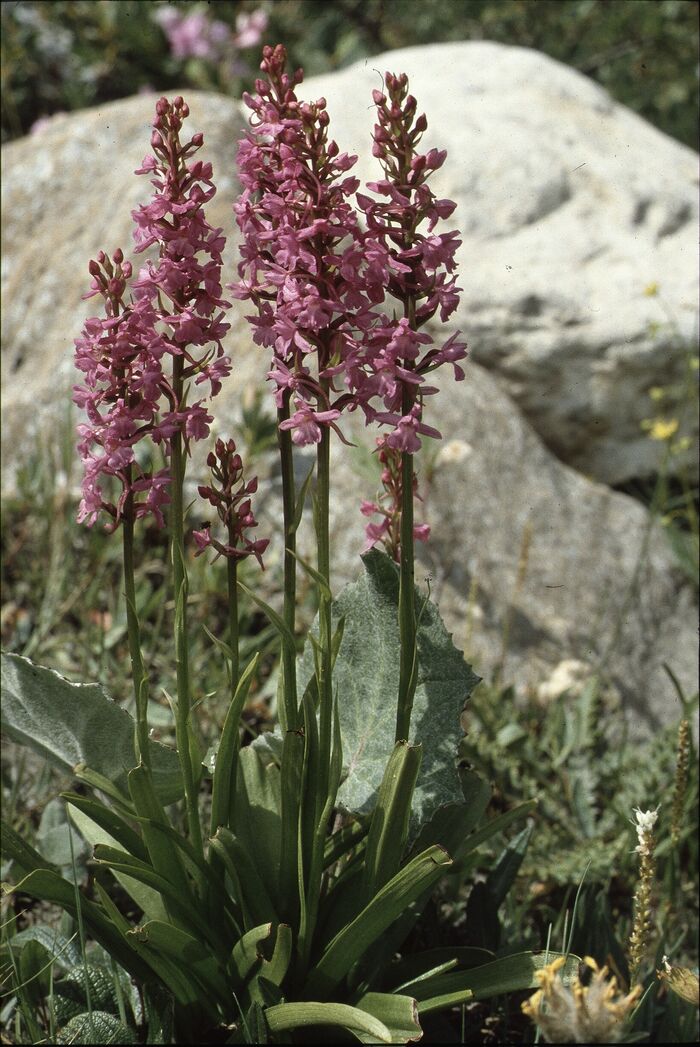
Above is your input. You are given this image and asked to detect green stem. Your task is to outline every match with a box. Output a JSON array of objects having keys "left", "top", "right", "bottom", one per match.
[
  {"left": 170, "top": 355, "right": 204, "bottom": 861},
  {"left": 396, "top": 299, "right": 418, "bottom": 743},
  {"left": 277, "top": 391, "right": 302, "bottom": 924},
  {"left": 227, "top": 545, "right": 239, "bottom": 698},
  {"left": 122, "top": 495, "right": 151, "bottom": 770},
  {"left": 278, "top": 392, "right": 298, "bottom": 731},
  {"left": 316, "top": 415, "right": 333, "bottom": 805}
]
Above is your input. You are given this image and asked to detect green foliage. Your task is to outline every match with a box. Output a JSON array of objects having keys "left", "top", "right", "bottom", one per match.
[
  {"left": 297, "top": 550, "right": 481, "bottom": 835},
  {"left": 56, "top": 1012, "right": 135, "bottom": 1045},
  {"left": 1, "top": 653, "right": 183, "bottom": 804},
  {"left": 2, "top": 0, "right": 698, "bottom": 147},
  {"left": 0, "top": 559, "right": 549, "bottom": 1044}
]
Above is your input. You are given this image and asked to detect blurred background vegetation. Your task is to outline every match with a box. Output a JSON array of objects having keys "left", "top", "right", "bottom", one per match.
[{"left": 2, "top": 0, "right": 698, "bottom": 149}]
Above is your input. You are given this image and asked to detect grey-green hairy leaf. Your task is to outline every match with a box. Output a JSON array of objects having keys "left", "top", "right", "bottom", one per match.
[
  {"left": 56, "top": 1011, "right": 134, "bottom": 1045},
  {"left": 1, "top": 653, "right": 182, "bottom": 804},
  {"left": 299, "top": 551, "right": 480, "bottom": 837}
]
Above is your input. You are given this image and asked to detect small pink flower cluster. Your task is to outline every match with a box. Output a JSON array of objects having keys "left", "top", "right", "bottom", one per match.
[
  {"left": 360, "top": 437, "right": 430, "bottom": 560},
  {"left": 193, "top": 438, "right": 269, "bottom": 567},
  {"left": 233, "top": 46, "right": 466, "bottom": 459},
  {"left": 358, "top": 72, "right": 467, "bottom": 454},
  {"left": 154, "top": 5, "right": 268, "bottom": 62},
  {"left": 74, "top": 97, "right": 230, "bottom": 529},
  {"left": 232, "top": 44, "right": 395, "bottom": 447}
]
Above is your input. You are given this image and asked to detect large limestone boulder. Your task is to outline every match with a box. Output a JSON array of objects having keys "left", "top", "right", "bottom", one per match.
[{"left": 1, "top": 47, "right": 697, "bottom": 733}]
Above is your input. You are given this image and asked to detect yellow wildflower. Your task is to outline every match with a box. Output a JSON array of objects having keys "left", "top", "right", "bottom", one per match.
[
  {"left": 649, "top": 418, "right": 679, "bottom": 441},
  {"left": 522, "top": 956, "right": 641, "bottom": 1043},
  {"left": 643, "top": 282, "right": 659, "bottom": 296}
]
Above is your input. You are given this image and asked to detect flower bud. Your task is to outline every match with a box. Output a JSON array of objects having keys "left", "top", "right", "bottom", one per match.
[{"left": 112, "top": 248, "right": 124, "bottom": 264}]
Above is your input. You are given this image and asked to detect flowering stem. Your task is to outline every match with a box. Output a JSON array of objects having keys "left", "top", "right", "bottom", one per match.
[
  {"left": 396, "top": 447, "right": 416, "bottom": 742},
  {"left": 170, "top": 354, "right": 204, "bottom": 861},
  {"left": 278, "top": 392, "right": 298, "bottom": 731},
  {"left": 316, "top": 407, "right": 333, "bottom": 801},
  {"left": 122, "top": 488, "right": 151, "bottom": 771},
  {"left": 226, "top": 540, "right": 239, "bottom": 698},
  {"left": 396, "top": 301, "right": 418, "bottom": 743}
]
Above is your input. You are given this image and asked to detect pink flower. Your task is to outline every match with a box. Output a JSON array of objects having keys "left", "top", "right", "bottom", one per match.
[
  {"left": 278, "top": 401, "right": 342, "bottom": 446},
  {"left": 356, "top": 71, "right": 468, "bottom": 450},
  {"left": 234, "top": 9, "right": 269, "bottom": 50},
  {"left": 154, "top": 6, "right": 232, "bottom": 61},
  {"left": 360, "top": 437, "right": 430, "bottom": 560},
  {"left": 232, "top": 44, "right": 378, "bottom": 443},
  {"left": 74, "top": 98, "right": 231, "bottom": 530}
]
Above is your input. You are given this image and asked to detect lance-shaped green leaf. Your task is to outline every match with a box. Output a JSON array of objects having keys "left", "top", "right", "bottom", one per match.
[
  {"left": 387, "top": 947, "right": 495, "bottom": 994},
  {"left": 62, "top": 792, "right": 148, "bottom": 863},
  {"left": 66, "top": 802, "right": 168, "bottom": 923},
  {"left": 209, "top": 827, "right": 277, "bottom": 929},
  {"left": 91, "top": 844, "right": 218, "bottom": 951},
  {"left": 259, "top": 923, "right": 292, "bottom": 988},
  {"left": 352, "top": 993, "right": 423, "bottom": 1044},
  {"left": 1, "top": 870, "right": 151, "bottom": 983},
  {"left": 323, "top": 817, "right": 368, "bottom": 869},
  {"left": 414, "top": 951, "right": 581, "bottom": 1014},
  {"left": 210, "top": 652, "right": 260, "bottom": 836},
  {"left": 90, "top": 881, "right": 203, "bottom": 1013},
  {"left": 231, "top": 923, "right": 273, "bottom": 984},
  {"left": 1, "top": 653, "right": 182, "bottom": 804},
  {"left": 231, "top": 746, "right": 282, "bottom": 906},
  {"left": 127, "top": 921, "right": 230, "bottom": 1005},
  {"left": 298, "top": 551, "right": 480, "bottom": 840},
  {"left": 1, "top": 817, "right": 57, "bottom": 877},
  {"left": 127, "top": 766, "right": 192, "bottom": 902},
  {"left": 362, "top": 741, "right": 422, "bottom": 903},
  {"left": 264, "top": 1002, "right": 392, "bottom": 1043},
  {"left": 305, "top": 844, "right": 452, "bottom": 999}
]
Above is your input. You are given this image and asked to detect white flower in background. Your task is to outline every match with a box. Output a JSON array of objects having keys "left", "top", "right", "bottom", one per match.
[
  {"left": 435, "top": 438, "right": 473, "bottom": 466},
  {"left": 536, "top": 658, "right": 590, "bottom": 704}
]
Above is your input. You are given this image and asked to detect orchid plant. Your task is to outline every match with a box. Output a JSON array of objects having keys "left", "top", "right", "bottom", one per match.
[{"left": 1, "top": 46, "right": 578, "bottom": 1044}]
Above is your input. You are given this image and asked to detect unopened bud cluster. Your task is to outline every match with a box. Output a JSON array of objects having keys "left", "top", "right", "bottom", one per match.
[{"left": 194, "top": 438, "right": 269, "bottom": 567}]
